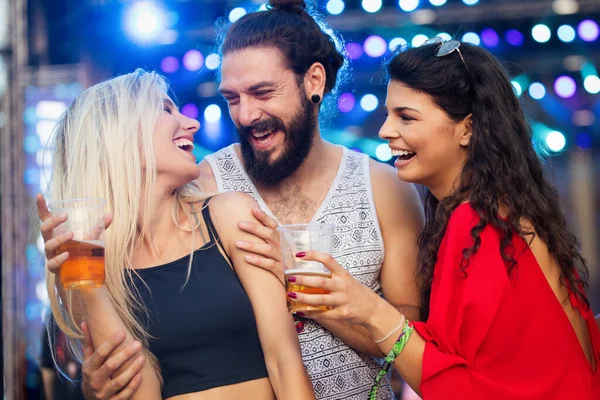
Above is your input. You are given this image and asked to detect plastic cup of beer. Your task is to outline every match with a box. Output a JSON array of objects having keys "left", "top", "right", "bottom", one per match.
[
  {"left": 277, "top": 223, "right": 334, "bottom": 313},
  {"left": 48, "top": 198, "right": 106, "bottom": 290}
]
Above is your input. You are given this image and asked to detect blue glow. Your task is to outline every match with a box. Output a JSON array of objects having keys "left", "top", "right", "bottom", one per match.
[
  {"left": 436, "top": 32, "right": 452, "bottom": 41},
  {"left": 399, "top": 0, "right": 419, "bottom": 12},
  {"left": 125, "top": 1, "right": 166, "bottom": 41},
  {"left": 26, "top": 244, "right": 39, "bottom": 261},
  {"left": 360, "top": 94, "right": 379, "bottom": 112},
  {"left": 462, "top": 0, "right": 479, "bottom": 5},
  {"left": 389, "top": 37, "right": 407, "bottom": 51},
  {"left": 326, "top": 0, "right": 345, "bottom": 15},
  {"left": 203, "top": 121, "right": 222, "bottom": 144},
  {"left": 25, "top": 303, "right": 40, "bottom": 321},
  {"left": 24, "top": 135, "right": 40, "bottom": 153},
  {"left": 229, "top": 7, "right": 247, "bottom": 23},
  {"left": 24, "top": 168, "right": 40, "bottom": 185},
  {"left": 375, "top": 143, "right": 393, "bottom": 161},
  {"left": 429, "top": 0, "right": 447, "bottom": 6},
  {"left": 583, "top": 76, "right": 600, "bottom": 94},
  {"left": 204, "top": 104, "right": 222, "bottom": 122},
  {"left": 205, "top": 53, "right": 221, "bottom": 70},
  {"left": 545, "top": 131, "right": 566, "bottom": 152},
  {"left": 511, "top": 81, "right": 523, "bottom": 97},
  {"left": 528, "top": 82, "right": 546, "bottom": 99},
  {"left": 411, "top": 34, "right": 429, "bottom": 47},
  {"left": 532, "top": 24, "right": 551, "bottom": 43},
  {"left": 23, "top": 107, "right": 37, "bottom": 124},
  {"left": 462, "top": 32, "right": 481, "bottom": 45},
  {"left": 576, "top": 133, "right": 592, "bottom": 150},
  {"left": 362, "top": 0, "right": 382, "bottom": 13},
  {"left": 557, "top": 25, "right": 576, "bottom": 43},
  {"left": 166, "top": 11, "right": 179, "bottom": 27}
]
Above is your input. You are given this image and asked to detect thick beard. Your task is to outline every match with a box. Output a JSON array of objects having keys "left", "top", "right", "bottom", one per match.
[{"left": 239, "top": 97, "right": 316, "bottom": 187}]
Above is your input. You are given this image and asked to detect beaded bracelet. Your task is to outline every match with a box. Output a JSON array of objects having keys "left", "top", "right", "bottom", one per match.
[{"left": 368, "top": 319, "right": 414, "bottom": 400}]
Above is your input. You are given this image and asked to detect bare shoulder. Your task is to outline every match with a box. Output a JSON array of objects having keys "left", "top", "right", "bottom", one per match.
[
  {"left": 209, "top": 191, "right": 257, "bottom": 214},
  {"left": 368, "top": 158, "right": 421, "bottom": 213},
  {"left": 196, "top": 159, "right": 218, "bottom": 193},
  {"left": 206, "top": 192, "right": 259, "bottom": 251}
]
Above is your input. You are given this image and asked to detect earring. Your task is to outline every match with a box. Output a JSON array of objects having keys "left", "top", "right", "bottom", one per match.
[{"left": 311, "top": 94, "right": 321, "bottom": 104}]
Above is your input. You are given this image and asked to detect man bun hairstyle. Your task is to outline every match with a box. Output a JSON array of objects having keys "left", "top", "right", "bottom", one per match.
[{"left": 216, "top": 0, "right": 347, "bottom": 97}]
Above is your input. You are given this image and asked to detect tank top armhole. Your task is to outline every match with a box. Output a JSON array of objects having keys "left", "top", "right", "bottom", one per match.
[
  {"left": 199, "top": 197, "right": 235, "bottom": 270},
  {"left": 363, "top": 154, "right": 386, "bottom": 262},
  {"left": 204, "top": 152, "right": 224, "bottom": 192}
]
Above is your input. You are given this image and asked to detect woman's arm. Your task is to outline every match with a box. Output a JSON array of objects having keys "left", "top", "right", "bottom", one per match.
[
  {"left": 78, "top": 287, "right": 161, "bottom": 400},
  {"left": 363, "top": 298, "right": 425, "bottom": 393},
  {"left": 287, "top": 252, "right": 425, "bottom": 394},
  {"left": 289, "top": 206, "right": 511, "bottom": 398},
  {"left": 210, "top": 192, "right": 316, "bottom": 400},
  {"left": 38, "top": 193, "right": 160, "bottom": 399}
]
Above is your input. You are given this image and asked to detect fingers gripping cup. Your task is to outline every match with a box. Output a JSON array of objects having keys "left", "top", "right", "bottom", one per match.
[
  {"left": 49, "top": 198, "right": 106, "bottom": 289},
  {"left": 277, "top": 224, "right": 334, "bottom": 313}
]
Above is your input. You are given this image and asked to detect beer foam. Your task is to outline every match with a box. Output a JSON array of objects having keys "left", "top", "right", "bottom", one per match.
[
  {"left": 76, "top": 239, "right": 105, "bottom": 247},
  {"left": 284, "top": 268, "right": 331, "bottom": 276}
]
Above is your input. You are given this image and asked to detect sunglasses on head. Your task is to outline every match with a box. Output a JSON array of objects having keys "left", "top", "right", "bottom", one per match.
[{"left": 421, "top": 37, "right": 467, "bottom": 66}]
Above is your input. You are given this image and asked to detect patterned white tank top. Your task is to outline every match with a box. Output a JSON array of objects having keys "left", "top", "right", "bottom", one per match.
[{"left": 205, "top": 144, "right": 394, "bottom": 399}]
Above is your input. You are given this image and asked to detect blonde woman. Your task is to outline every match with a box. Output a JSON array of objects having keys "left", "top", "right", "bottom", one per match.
[{"left": 37, "top": 69, "right": 315, "bottom": 400}]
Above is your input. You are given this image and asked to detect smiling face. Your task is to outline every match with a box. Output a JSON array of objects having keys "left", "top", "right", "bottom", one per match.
[
  {"left": 379, "top": 80, "right": 471, "bottom": 199},
  {"left": 219, "top": 47, "right": 317, "bottom": 186},
  {"left": 152, "top": 97, "right": 201, "bottom": 189}
]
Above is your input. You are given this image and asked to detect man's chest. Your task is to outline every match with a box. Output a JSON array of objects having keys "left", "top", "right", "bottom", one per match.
[{"left": 262, "top": 189, "right": 326, "bottom": 225}]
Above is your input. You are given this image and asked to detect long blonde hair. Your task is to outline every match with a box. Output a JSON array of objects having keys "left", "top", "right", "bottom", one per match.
[{"left": 45, "top": 69, "right": 206, "bottom": 375}]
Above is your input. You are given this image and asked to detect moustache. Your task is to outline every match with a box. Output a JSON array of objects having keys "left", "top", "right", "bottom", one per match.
[{"left": 239, "top": 118, "right": 286, "bottom": 137}]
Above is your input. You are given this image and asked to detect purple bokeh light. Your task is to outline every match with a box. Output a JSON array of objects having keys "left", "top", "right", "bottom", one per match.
[
  {"left": 345, "top": 42, "right": 364, "bottom": 60},
  {"left": 337, "top": 93, "right": 356, "bottom": 113},
  {"left": 481, "top": 29, "right": 499, "bottom": 47},
  {"left": 577, "top": 19, "right": 599, "bottom": 42},
  {"left": 160, "top": 56, "right": 179, "bottom": 73},
  {"left": 182, "top": 50, "right": 204, "bottom": 71},
  {"left": 505, "top": 29, "right": 524, "bottom": 46},
  {"left": 364, "top": 35, "right": 387, "bottom": 58},
  {"left": 181, "top": 103, "right": 199, "bottom": 119},
  {"left": 554, "top": 76, "right": 577, "bottom": 98}
]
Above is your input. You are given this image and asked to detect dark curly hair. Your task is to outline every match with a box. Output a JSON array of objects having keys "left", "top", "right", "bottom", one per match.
[
  {"left": 385, "top": 42, "right": 589, "bottom": 321},
  {"left": 215, "top": 0, "right": 346, "bottom": 99}
]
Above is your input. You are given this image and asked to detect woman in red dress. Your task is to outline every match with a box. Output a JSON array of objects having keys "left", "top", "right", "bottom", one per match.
[{"left": 287, "top": 39, "right": 600, "bottom": 399}]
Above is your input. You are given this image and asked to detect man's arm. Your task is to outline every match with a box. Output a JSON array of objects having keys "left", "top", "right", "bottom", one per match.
[
  {"left": 309, "top": 161, "right": 423, "bottom": 357},
  {"left": 370, "top": 160, "right": 423, "bottom": 322},
  {"left": 211, "top": 192, "right": 315, "bottom": 400}
]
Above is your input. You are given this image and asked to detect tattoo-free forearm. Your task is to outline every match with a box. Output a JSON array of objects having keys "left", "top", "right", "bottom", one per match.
[
  {"left": 79, "top": 288, "right": 161, "bottom": 400},
  {"left": 363, "top": 299, "right": 425, "bottom": 395},
  {"left": 312, "top": 317, "right": 384, "bottom": 357}
]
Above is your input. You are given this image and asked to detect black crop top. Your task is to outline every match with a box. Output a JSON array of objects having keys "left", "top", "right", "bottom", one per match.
[{"left": 130, "top": 200, "right": 268, "bottom": 398}]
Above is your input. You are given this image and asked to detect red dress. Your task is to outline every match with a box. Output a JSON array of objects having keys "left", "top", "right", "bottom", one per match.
[{"left": 413, "top": 203, "right": 600, "bottom": 399}]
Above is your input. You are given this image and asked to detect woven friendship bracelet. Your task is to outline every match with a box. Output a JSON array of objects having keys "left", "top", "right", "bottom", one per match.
[{"left": 369, "top": 319, "right": 414, "bottom": 400}]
